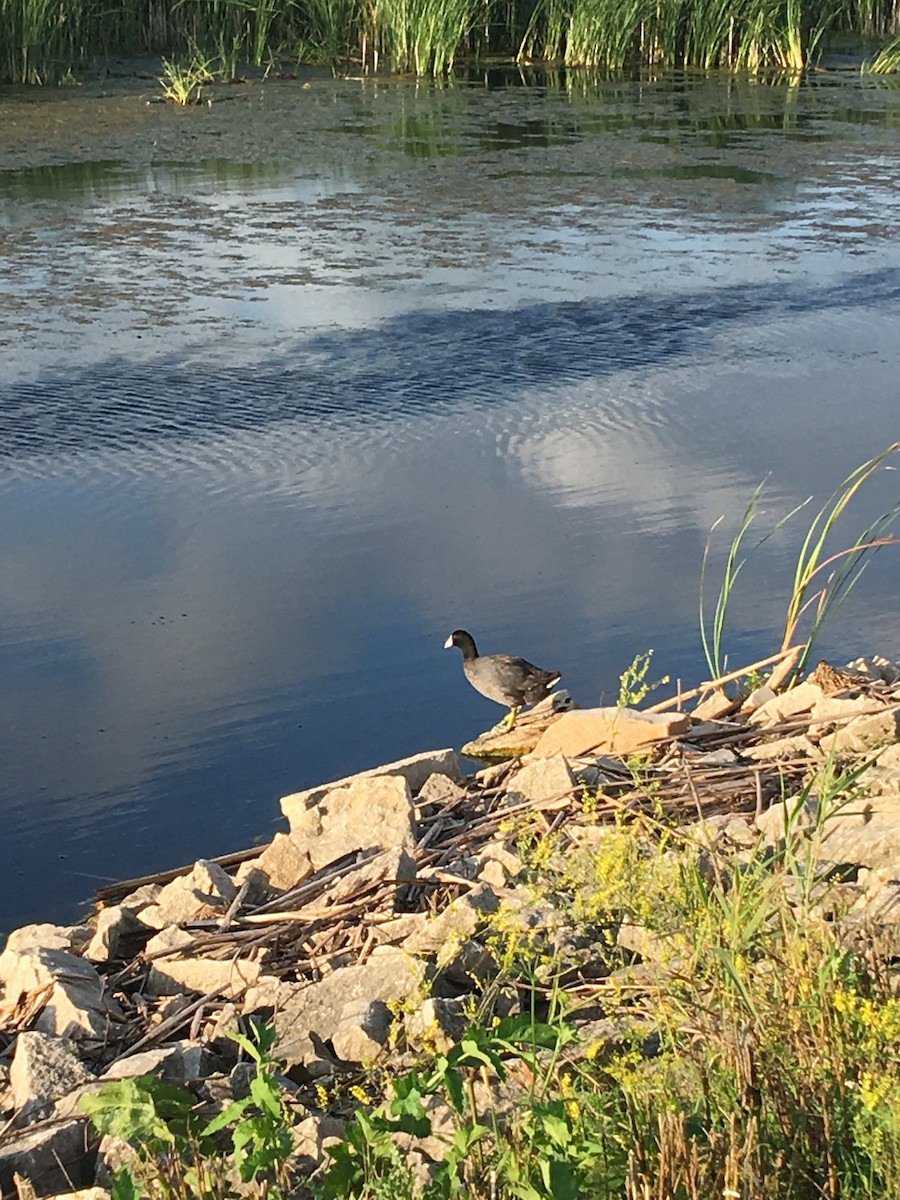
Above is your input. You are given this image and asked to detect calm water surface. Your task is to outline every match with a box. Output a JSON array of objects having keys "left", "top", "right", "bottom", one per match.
[{"left": 1, "top": 68, "right": 899, "bottom": 933}]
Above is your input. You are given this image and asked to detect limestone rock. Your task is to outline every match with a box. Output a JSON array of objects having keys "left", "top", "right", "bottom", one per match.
[
  {"left": 83, "top": 907, "right": 148, "bottom": 965},
  {"left": 138, "top": 860, "right": 237, "bottom": 930},
  {"left": 0, "top": 1119, "right": 94, "bottom": 1197},
  {"left": 0, "top": 948, "right": 122, "bottom": 1041},
  {"left": 252, "top": 833, "right": 314, "bottom": 893},
  {"left": 758, "top": 791, "right": 900, "bottom": 872},
  {"left": 10, "top": 1032, "right": 94, "bottom": 1125},
  {"left": 331, "top": 999, "right": 393, "bottom": 1063},
  {"left": 242, "top": 975, "right": 299, "bottom": 1016},
  {"left": 692, "top": 690, "right": 738, "bottom": 721},
  {"left": 505, "top": 754, "right": 575, "bottom": 806},
  {"left": 100, "top": 1046, "right": 184, "bottom": 1082},
  {"left": 403, "top": 884, "right": 500, "bottom": 958},
  {"left": 533, "top": 707, "right": 690, "bottom": 760},
  {"left": 416, "top": 772, "right": 467, "bottom": 809},
  {"left": 744, "top": 735, "right": 817, "bottom": 761},
  {"left": 272, "top": 947, "right": 425, "bottom": 1065},
  {"left": 281, "top": 749, "right": 462, "bottom": 827},
  {"left": 281, "top": 774, "right": 416, "bottom": 873},
  {"left": 747, "top": 681, "right": 825, "bottom": 726},
  {"left": 461, "top": 693, "right": 575, "bottom": 762},
  {"left": 808, "top": 694, "right": 889, "bottom": 734},
  {"left": 145, "top": 952, "right": 261, "bottom": 999},
  {"left": 1, "top": 926, "right": 91, "bottom": 960},
  {"left": 117, "top": 883, "right": 162, "bottom": 913},
  {"left": 818, "top": 707, "right": 900, "bottom": 755}
]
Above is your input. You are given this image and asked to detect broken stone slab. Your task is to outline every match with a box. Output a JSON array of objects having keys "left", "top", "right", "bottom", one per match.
[
  {"left": 117, "top": 883, "right": 162, "bottom": 913},
  {"left": 145, "top": 952, "right": 261, "bottom": 1000},
  {"left": 475, "top": 842, "right": 524, "bottom": 887},
  {"left": 747, "top": 680, "right": 826, "bottom": 726},
  {"left": 83, "top": 907, "right": 149, "bottom": 966},
  {"left": 281, "top": 749, "right": 462, "bottom": 827},
  {"left": 272, "top": 947, "right": 426, "bottom": 1066},
  {"left": 1, "top": 926, "right": 92, "bottom": 962},
  {"left": 138, "top": 860, "right": 237, "bottom": 931},
  {"left": 10, "top": 1032, "right": 95, "bottom": 1126},
  {"left": 281, "top": 774, "right": 416, "bottom": 875},
  {"left": 744, "top": 735, "right": 818, "bottom": 762},
  {"left": 504, "top": 754, "right": 575, "bottom": 806},
  {"left": 818, "top": 707, "right": 900, "bottom": 755},
  {"left": 692, "top": 689, "right": 738, "bottom": 721},
  {"left": 330, "top": 999, "right": 393, "bottom": 1063},
  {"left": 0, "top": 1119, "right": 95, "bottom": 1198},
  {"left": 757, "top": 791, "right": 900, "bottom": 872},
  {"left": 461, "top": 693, "right": 575, "bottom": 762},
  {"left": 807, "top": 694, "right": 891, "bottom": 737},
  {"left": 532, "top": 707, "right": 691, "bottom": 760},
  {"left": 0, "top": 948, "right": 123, "bottom": 1041},
  {"left": 99, "top": 1046, "right": 184, "bottom": 1082},
  {"left": 402, "top": 884, "right": 500, "bottom": 958},
  {"left": 251, "top": 833, "right": 314, "bottom": 893},
  {"left": 415, "top": 772, "right": 467, "bottom": 810}
]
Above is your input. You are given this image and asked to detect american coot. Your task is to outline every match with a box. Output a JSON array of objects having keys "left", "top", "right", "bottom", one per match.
[{"left": 444, "top": 629, "right": 561, "bottom": 730}]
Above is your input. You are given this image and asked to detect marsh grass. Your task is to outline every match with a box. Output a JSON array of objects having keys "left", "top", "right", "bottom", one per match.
[
  {"left": 3, "top": 0, "right": 900, "bottom": 81},
  {"left": 701, "top": 441, "right": 900, "bottom": 684}
]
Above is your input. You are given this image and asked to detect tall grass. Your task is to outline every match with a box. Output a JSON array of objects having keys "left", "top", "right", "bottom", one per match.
[{"left": 1, "top": 0, "right": 900, "bottom": 84}]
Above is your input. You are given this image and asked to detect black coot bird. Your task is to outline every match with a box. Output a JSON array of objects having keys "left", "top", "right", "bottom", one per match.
[{"left": 444, "top": 629, "right": 561, "bottom": 730}]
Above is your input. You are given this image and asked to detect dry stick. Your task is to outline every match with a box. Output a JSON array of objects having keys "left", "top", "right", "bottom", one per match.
[
  {"left": 646, "top": 647, "right": 801, "bottom": 713},
  {"left": 106, "top": 986, "right": 239, "bottom": 1066}
]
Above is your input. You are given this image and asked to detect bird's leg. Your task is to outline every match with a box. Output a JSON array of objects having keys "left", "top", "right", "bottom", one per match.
[{"left": 500, "top": 705, "right": 520, "bottom": 732}]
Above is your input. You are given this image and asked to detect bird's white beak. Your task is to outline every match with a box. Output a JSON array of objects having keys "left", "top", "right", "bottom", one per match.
[{"left": 443, "top": 635, "right": 454, "bottom": 649}]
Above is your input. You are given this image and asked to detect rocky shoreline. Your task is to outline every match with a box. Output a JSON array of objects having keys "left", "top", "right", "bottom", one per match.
[{"left": 2, "top": 652, "right": 900, "bottom": 1198}]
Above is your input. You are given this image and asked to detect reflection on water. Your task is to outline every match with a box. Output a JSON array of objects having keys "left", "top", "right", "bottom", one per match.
[{"left": 1, "top": 69, "right": 899, "bottom": 933}]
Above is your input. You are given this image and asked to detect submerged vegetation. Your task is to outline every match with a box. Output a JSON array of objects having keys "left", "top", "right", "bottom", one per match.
[{"left": 2, "top": 0, "right": 900, "bottom": 84}]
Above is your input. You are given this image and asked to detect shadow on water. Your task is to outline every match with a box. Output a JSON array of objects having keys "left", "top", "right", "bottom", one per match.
[{"left": 3, "top": 267, "right": 900, "bottom": 463}]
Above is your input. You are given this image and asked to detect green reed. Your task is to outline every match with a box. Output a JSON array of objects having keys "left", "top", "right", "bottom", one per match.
[{"left": 1, "top": 0, "right": 899, "bottom": 83}]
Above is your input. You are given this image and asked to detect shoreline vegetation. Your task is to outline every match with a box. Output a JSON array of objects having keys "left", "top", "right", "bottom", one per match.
[
  {"left": 0, "top": 451, "right": 898, "bottom": 1198},
  {"left": 2, "top": 0, "right": 900, "bottom": 89}
]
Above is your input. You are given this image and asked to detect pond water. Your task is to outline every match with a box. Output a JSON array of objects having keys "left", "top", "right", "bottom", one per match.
[{"left": 1, "top": 66, "right": 899, "bottom": 934}]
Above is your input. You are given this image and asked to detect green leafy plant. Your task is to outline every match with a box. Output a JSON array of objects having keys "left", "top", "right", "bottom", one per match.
[{"left": 81, "top": 1019, "right": 295, "bottom": 1200}]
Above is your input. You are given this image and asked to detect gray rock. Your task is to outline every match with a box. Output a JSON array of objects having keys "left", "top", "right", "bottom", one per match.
[
  {"left": 117, "top": 883, "right": 163, "bottom": 913},
  {"left": 744, "top": 735, "right": 817, "bottom": 761},
  {"left": 280, "top": 775, "right": 416, "bottom": 874},
  {"left": 0, "top": 948, "right": 122, "bottom": 1041},
  {"left": 281, "top": 749, "right": 462, "bottom": 827},
  {"left": 273, "top": 947, "right": 426, "bottom": 1065},
  {"left": 139, "top": 860, "right": 237, "bottom": 930},
  {"left": 0, "top": 1119, "right": 94, "bottom": 1197},
  {"left": 331, "top": 999, "right": 393, "bottom": 1063},
  {"left": 10, "top": 1032, "right": 95, "bottom": 1125}
]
